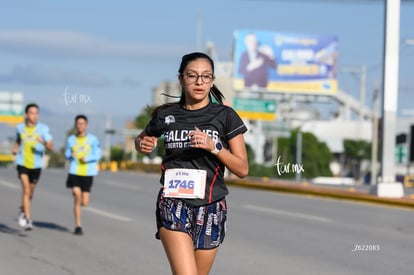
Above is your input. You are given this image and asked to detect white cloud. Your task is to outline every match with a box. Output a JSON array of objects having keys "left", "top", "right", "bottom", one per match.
[
  {"left": 0, "top": 30, "right": 191, "bottom": 60},
  {"left": 120, "top": 77, "right": 141, "bottom": 88},
  {"left": 0, "top": 64, "right": 112, "bottom": 86}
]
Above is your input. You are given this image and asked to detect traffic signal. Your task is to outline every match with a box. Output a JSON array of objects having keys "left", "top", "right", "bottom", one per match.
[
  {"left": 396, "top": 133, "right": 407, "bottom": 144},
  {"left": 410, "top": 126, "right": 414, "bottom": 162}
]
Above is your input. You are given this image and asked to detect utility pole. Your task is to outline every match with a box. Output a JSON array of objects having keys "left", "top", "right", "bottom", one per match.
[
  {"left": 340, "top": 65, "right": 367, "bottom": 139},
  {"left": 105, "top": 115, "right": 112, "bottom": 163},
  {"left": 196, "top": 11, "right": 202, "bottom": 52},
  {"left": 295, "top": 128, "right": 302, "bottom": 183},
  {"left": 373, "top": 0, "right": 404, "bottom": 197},
  {"left": 359, "top": 65, "right": 367, "bottom": 123},
  {"left": 370, "top": 82, "right": 380, "bottom": 185},
  {"left": 404, "top": 38, "right": 414, "bottom": 177}
]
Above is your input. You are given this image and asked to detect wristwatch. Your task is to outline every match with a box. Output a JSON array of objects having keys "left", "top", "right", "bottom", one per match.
[{"left": 211, "top": 140, "right": 223, "bottom": 155}]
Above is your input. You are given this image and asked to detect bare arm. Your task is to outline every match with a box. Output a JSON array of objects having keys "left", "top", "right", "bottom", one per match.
[
  {"left": 135, "top": 130, "right": 158, "bottom": 154},
  {"left": 45, "top": 140, "right": 54, "bottom": 151},
  {"left": 12, "top": 141, "right": 19, "bottom": 155},
  {"left": 36, "top": 136, "right": 54, "bottom": 151},
  {"left": 214, "top": 134, "right": 248, "bottom": 178}
]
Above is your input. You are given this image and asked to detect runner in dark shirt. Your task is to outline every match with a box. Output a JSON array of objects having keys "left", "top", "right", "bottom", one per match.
[{"left": 135, "top": 52, "right": 249, "bottom": 275}]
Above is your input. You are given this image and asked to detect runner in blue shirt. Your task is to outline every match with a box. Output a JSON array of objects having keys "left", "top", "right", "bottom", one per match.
[
  {"left": 65, "top": 114, "right": 101, "bottom": 235},
  {"left": 12, "top": 103, "right": 54, "bottom": 231}
]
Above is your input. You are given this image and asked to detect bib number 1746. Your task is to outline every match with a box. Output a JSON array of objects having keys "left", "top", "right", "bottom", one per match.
[
  {"left": 163, "top": 169, "right": 206, "bottom": 199},
  {"left": 167, "top": 179, "right": 195, "bottom": 189}
]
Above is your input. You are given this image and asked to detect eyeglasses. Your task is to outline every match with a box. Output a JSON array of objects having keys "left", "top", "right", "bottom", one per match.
[{"left": 184, "top": 73, "right": 214, "bottom": 84}]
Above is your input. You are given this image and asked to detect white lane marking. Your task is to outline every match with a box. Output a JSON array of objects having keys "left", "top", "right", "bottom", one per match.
[
  {"left": 243, "top": 204, "right": 333, "bottom": 223},
  {"left": 0, "top": 179, "right": 19, "bottom": 190},
  {"left": 99, "top": 179, "right": 143, "bottom": 191},
  {"left": 0, "top": 178, "right": 132, "bottom": 222},
  {"left": 84, "top": 206, "right": 132, "bottom": 222}
]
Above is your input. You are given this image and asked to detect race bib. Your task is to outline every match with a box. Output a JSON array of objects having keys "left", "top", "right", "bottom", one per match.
[{"left": 163, "top": 168, "right": 207, "bottom": 199}]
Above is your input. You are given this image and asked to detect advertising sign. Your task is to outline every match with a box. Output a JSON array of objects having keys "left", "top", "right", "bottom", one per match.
[
  {"left": 233, "top": 30, "right": 338, "bottom": 94},
  {"left": 0, "top": 91, "right": 24, "bottom": 124}
]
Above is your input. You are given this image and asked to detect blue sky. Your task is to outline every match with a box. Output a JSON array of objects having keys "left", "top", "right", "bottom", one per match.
[{"left": 1, "top": 0, "right": 414, "bottom": 121}]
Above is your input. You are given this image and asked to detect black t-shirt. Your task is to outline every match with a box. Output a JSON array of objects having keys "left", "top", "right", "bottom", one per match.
[{"left": 145, "top": 101, "right": 247, "bottom": 206}]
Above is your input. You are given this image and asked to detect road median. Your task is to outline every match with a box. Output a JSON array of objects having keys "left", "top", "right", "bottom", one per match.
[{"left": 225, "top": 177, "right": 414, "bottom": 209}]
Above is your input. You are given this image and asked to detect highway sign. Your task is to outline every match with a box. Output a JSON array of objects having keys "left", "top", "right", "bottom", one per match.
[
  {"left": 395, "top": 144, "right": 408, "bottom": 164},
  {"left": 0, "top": 91, "right": 24, "bottom": 124},
  {"left": 233, "top": 97, "right": 276, "bottom": 121}
]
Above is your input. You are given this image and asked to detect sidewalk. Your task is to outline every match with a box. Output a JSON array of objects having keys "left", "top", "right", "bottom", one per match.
[{"left": 225, "top": 177, "right": 414, "bottom": 209}]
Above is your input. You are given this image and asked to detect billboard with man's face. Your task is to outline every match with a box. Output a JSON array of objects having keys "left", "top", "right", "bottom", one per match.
[{"left": 233, "top": 29, "right": 338, "bottom": 94}]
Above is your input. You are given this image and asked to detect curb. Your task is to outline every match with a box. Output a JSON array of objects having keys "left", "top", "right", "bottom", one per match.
[{"left": 225, "top": 178, "right": 414, "bottom": 209}]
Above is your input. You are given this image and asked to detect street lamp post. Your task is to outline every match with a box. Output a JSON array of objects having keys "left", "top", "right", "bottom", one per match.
[
  {"left": 104, "top": 115, "right": 113, "bottom": 163},
  {"left": 373, "top": 0, "right": 404, "bottom": 198},
  {"left": 340, "top": 65, "right": 367, "bottom": 121},
  {"left": 295, "top": 128, "right": 302, "bottom": 183},
  {"left": 370, "top": 83, "right": 380, "bottom": 186}
]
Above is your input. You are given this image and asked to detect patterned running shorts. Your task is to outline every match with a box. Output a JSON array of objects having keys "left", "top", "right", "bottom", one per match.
[{"left": 155, "top": 189, "right": 227, "bottom": 250}]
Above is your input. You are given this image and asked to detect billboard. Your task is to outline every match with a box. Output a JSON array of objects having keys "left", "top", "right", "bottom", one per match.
[
  {"left": 233, "top": 30, "right": 338, "bottom": 94},
  {"left": 0, "top": 91, "right": 24, "bottom": 125}
]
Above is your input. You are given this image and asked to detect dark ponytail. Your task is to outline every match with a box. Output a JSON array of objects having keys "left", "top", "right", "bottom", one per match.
[{"left": 209, "top": 84, "right": 224, "bottom": 104}]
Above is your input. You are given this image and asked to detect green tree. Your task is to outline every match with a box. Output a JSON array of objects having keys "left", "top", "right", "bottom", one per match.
[
  {"left": 48, "top": 147, "right": 66, "bottom": 167},
  {"left": 343, "top": 139, "right": 371, "bottom": 181},
  {"left": 110, "top": 145, "right": 125, "bottom": 162},
  {"left": 48, "top": 126, "right": 77, "bottom": 167},
  {"left": 246, "top": 143, "right": 255, "bottom": 168},
  {"left": 247, "top": 142, "right": 283, "bottom": 179},
  {"left": 134, "top": 105, "right": 166, "bottom": 159},
  {"left": 135, "top": 105, "right": 156, "bottom": 129},
  {"left": 297, "top": 130, "right": 332, "bottom": 178},
  {"left": 276, "top": 129, "right": 333, "bottom": 179}
]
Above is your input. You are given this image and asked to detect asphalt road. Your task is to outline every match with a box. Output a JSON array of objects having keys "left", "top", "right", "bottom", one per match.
[{"left": 1, "top": 167, "right": 413, "bottom": 275}]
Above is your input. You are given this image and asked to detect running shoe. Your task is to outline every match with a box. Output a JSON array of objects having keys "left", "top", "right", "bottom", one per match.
[
  {"left": 25, "top": 219, "right": 33, "bottom": 231},
  {"left": 73, "top": 227, "right": 83, "bottom": 235},
  {"left": 18, "top": 210, "right": 26, "bottom": 227}
]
